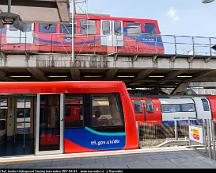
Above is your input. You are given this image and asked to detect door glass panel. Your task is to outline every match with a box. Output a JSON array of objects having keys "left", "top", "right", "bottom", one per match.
[
  {"left": 16, "top": 99, "right": 31, "bottom": 135},
  {"left": 64, "top": 95, "right": 84, "bottom": 128},
  {"left": 39, "top": 95, "right": 60, "bottom": 151},
  {"left": 114, "top": 21, "right": 122, "bottom": 35},
  {"left": 0, "top": 99, "right": 7, "bottom": 145},
  {"left": 102, "top": 21, "right": 111, "bottom": 35}
]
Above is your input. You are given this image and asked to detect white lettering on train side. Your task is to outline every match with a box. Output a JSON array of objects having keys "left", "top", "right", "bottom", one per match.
[{"left": 90, "top": 139, "right": 120, "bottom": 146}]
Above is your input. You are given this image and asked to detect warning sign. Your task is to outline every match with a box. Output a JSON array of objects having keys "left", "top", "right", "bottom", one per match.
[{"left": 189, "top": 125, "right": 204, "bottom": 144}]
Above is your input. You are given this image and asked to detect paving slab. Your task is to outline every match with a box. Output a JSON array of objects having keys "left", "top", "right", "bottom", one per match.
[{"left": 0, "top": 147, "right": 216, "bottom": 169}]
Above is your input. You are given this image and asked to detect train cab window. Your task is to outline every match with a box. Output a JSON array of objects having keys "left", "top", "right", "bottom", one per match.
[
  {"left": 80, "top": 19, "right": 96, "bottom": 35},
  {"left": 146, "top": 100, "right": 154, "bottom": 113},
  {"left": 102, "top": 21, "right": 111, "bottom": 35},
  {"left": 134, "top": 100, "right": 142, "bottom": 114},
  {"left": 114, "top": 21, "right": 122, "bottom": 35},
  {"left": 39, "top": 23, "right": 56, "bottom": 33},
  {"left": 201, "top": 99, "right": 210, "bottom": 111},
  {"left": 181, "top": 103, "right": 195, "bottom": 112},
  {"left": 145, "top": 23, "right": 156, "bottom": 35},
  {"left": 64, "top": 95, "right": 84, "bottom": 128},
  {"left": 91, "top": 94, "right": 124, "bottom": 128},
  {"left": 127, "top": 22, "right": 141, "bottom": 36}
]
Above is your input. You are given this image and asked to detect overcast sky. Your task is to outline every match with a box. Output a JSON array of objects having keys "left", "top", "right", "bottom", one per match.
[{"left": 83, "top": 0, "right": 216, "bottom": 37}]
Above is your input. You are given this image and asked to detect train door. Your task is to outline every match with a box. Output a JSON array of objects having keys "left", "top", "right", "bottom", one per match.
[
  {"left": 35, "top": 94, "right": 63, "bottom": 155},
  {"left": 193, "top": 97, "right": 211, "bottom": 119},
  {"left": 101, "top": 20, "right": 124, "bottom": 47},
  {"left": 144, "top": 99, "right": 162, "bottom": 125},
  {"left": 0, "top": 95, "right": 35, "bottom": 157},
  {"left": 6, "top": 23, "right": 34, "bottom": 44}
]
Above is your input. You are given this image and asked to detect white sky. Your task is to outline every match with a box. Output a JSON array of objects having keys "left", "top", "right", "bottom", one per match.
[{"left": 83, "top": 0, "right": 216, "bottom": 37}]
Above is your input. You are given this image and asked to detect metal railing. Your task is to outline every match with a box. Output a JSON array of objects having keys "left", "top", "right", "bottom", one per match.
[
  {"left": 138, "top": 119, "right": 216, "bottom": 160},
  {"left": 0, "top": 31, "right": 216, "bottom": 57}
]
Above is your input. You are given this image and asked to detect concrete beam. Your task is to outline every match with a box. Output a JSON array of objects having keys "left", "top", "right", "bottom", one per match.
[
  {"left": 171, "top": 82, "right": 190, "bottom": 95},
  {"left": 0, "top": 0, "right": 70, "bottom": 22},
  {"left": 56, "top": 0, "right": 70, "bottom": 22},
  {"left": 186, "top": 70, "right": 216, "bottom": 82},
  {"left": 70, "top": 69, "right": 80, "bottom": 80},
  {"left": 105, "top": 69, "right": 118, "bottom": 80},
  {"left": 0, "top": 71, "right": 15, "bottom": 81},
  {"left": 133, "top": 69, "right": 154, "bottom": 82},
  {"left": 160, "top": 70, "right": 185, "bottom": 83},
  {"left": 27, "top": 68, "right": 47, "bottom": 81}
]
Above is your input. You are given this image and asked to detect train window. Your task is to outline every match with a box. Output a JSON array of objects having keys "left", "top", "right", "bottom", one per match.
[
  {"left": 60, "top": 23, "right": 72, "bottom": 34},
  {"left": 161, "top": 104, "right": 181, "bottom": 113},
  {"left": 201, "top": 99, "right": 210, "bottom": 111},
  {"left": 80, "top": 19, "right": 96, "bottom": 35},
  {"left": 127, "top": 22, "right": 141, "bottom": 36},
  {"left": 9, "top": 23, "right": 32, "bottom": 32},
  {"left": 102, "top": 21, "right": 110, "bottom": 35},
  {"left": 91, "top": 94, "right": 124, "bottom": 128},
  {"left": 9, "top": 25, "right": 18, "bottom": 31},
  {"left": 145, "top": 23, "right": 156, "bottom": 35},
  {"left": 134, "top": 100, "right": 142, "bottom": 114},
  {"left": 146, "top": 100, "right": 154, "bottom": 113},
  {"left": 114, "top": 21, "right": 122, "bottom": 35},
  {"left": 64, "top": 95, "right": 84, "bottom": 128},
  {"left": 0, "top": 120, "right": 6, "bottom": 130},
  {"left": 0, "top": 99, "right": 7, "bottom": 119},
  {"left": 181, "top": 103, "right": 195, "bottom": 112},
  {"left": 39, "top": 23, "right": 56, "bottom": 33}
]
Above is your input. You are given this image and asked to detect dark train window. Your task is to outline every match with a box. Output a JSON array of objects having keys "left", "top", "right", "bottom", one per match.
[
  {"left": 114, "top": 21, "right": 122, "bottom": 35},
  {"left": 9, "top": 23, "right": 32, "bottom": 32},
  {"left": 145, "top": 23, "right": 156, "bottom": 34},
  {"left": 0, "top": 120, "right": 6, "bottom": 130},
  {"left": 60, "top": 23, "right": 72, "bottom": 34},
  {"left": 127, "top": 22, "right": 141, "bottom": 36},
  {"left": 64, "top": 95, "right": 84, "bottom": 128},
  {"left": 91, "top": 94, "right": 124, "bottom": 128},
  {"left": 181, "top": 103, "right": 195, "bottom": 112},
  {"left": 134, "top": 100, "right": 142, "bottom": 114},
  {"left": 39, "top": 23, "right": 56, "bottom": 33},
  {"left": 161, "top": 104, "right": 181, "bottom": 113},
  {"left": 146, "top": 100, "right": 154, "bottom": 113},
  {"left": 80, "top": 19, "right": 96, "bottom": 35},
  {"left": 102, "top": 21, "right": 110, "bottom": 35},
  {"left": 202, "top": 99, "right": 210, "bottom": 111}
]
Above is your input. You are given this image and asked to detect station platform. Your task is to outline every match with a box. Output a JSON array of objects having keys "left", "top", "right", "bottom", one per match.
[{"left": 0, "top": 146, "right": 216, "bottom": 169}]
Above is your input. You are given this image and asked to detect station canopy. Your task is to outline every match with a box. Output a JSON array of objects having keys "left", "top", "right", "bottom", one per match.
[{"left": 0, "top": 0, "right": 70, "bottom": 22}]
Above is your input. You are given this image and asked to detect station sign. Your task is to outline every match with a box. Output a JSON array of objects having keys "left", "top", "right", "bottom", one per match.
[{"left": 189, "top": 125, "right": 204, "bottom": 144}]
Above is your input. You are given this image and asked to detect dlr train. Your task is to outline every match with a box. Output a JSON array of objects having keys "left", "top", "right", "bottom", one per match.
[
  {"left": 0, "top": 13, "right": 164, "bottom": 54},
  {"left": 131, "top": 96, "right": 216, "bottom": 126}
]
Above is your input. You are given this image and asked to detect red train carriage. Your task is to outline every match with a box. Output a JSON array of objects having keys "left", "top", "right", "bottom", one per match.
[
  {"left": 0, "top": 14, "right": 164, "bottom": 55},
  {"left": 0, "top": 81, "right": 138, "bottom": 157},
  {"left": 131, "top": 96, "right": 216, "bottom": 126}
]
